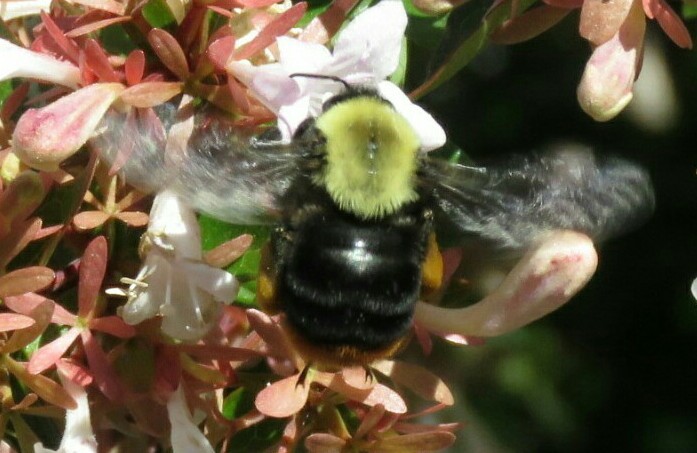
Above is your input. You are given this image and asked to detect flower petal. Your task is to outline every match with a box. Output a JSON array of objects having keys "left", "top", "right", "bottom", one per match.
[
  {"left": 178, "top": 259, "right": 238, "bottom": 302},
  {"left": 0, "top": 0, "right": 52, "bottom": 20},
  {"left": 13, "top": 84, "right": 124, "bottom": 171},
  {"left": 0, "top": 39, "right": 80, "bottom": 88},
  {"left": 378, "top": 81, "right": 446, "bottom": 151},
  {"left": 167, "top": 386, "right": 215, "bottom": 453},
  {"left": 414, "top": 231, "right": 597, "bottom": 337},
  {"left": 332, "top": 0, "right": 407, "bottom": 79}
]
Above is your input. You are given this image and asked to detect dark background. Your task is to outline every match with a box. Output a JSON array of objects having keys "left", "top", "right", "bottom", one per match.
[{"left": 416, "top": 17, "right": 697, "bottom": 453}]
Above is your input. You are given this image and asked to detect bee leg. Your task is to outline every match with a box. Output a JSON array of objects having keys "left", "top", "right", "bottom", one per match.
[
  {"left": 296, "top": 363, "right": 312, "bottom": 388},
  {"left": 363, "top": 366, "right": 376, "bottom": 384},
  {"left": 421, "top": 232, "right": 443, "bottom": 291}
]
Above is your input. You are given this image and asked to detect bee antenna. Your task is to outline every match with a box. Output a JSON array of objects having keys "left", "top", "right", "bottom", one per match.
[{"left": 289, "top": 73, "right": 352, "bottom": 91}]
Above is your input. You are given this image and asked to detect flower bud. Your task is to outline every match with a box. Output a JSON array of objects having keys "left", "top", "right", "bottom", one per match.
[
  {"left": 577, "top": 0, "right": 645, "bottom": 121},
  {"left": 13, "top": 83, "right": 124, "bottom": 171}
]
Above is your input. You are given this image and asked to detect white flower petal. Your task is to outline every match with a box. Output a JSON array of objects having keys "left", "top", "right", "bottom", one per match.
[
  {"left": 179, "top": 259, "right": 239, "bottom": 302},
  {"left": 277, "top": 36, "right": 333, "bottom": 74},
  {"left": 333, "top": 0, "right": 407, "bottom": 79},
  {"left": 159, "top": 266, "right": 220, "bottom": 341},
  {"left": 34, "top": 372, "right": 97, "bottom": 453},
  {"left": 691, "top": 277, "right": 697, "bottom": 301},
  {"left": 378, "top": 81, "right": 446, "bottom": 151},
  {"left": 167, "top": 386, "right": 215, "bottom": 453},
  {"left": 0, "top": 39, "right": 80, "bottom": 89},
  {"left": 1, "top": 0, "right": 52, "bottom": 20},
  {"left": 148, "top": 190, "right": 201, "bottom": 259}
]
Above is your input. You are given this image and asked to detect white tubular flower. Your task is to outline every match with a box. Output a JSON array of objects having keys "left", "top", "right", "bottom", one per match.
[
  {"left": 0, "top": 0, "right": 52, "bottom": 21},
  {"left": 120, "top": 190, "right": 238, "bottom": 341},
  {"left": 226, "top": 0, "right": 445, "bottom": 150},
  {"left": 33, "top": 373, "right": 97, "bottom": 453},
  {"left": 167, "top": 386, "right": 215, "bottom": 453},
  {"left": 0, "top": 38, "right": 80, "bottom": 89}
]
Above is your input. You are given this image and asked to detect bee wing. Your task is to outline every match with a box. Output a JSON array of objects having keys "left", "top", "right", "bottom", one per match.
[
  {"left": 94, "top": 107, "right": 301, "bottom": 225},
  {"left": 421, "top": 148, "right": 655, "bottom": 250}
]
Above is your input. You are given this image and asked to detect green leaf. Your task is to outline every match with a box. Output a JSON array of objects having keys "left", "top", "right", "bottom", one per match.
[
  {"left": 236, "top": 280, "right": 258, "bottom": 306},
  {"left": 683, "top": 4, "right": 697, "bottom": 19},
  {"left": 99, "top": 24, "right": 138, "bottom": 56},
  {"left": 226, "top": 417, "right": 286, "bottom": 453},
  {"left": 297, "top": 0, "right": 335, "bottom": 27},
  {"left": 222, "top": 387, "right": 254, "bottom": 420},
  {"left": 412, "top": 0, "right": 538, "bottom": 98},
  {"left": 142, "top": 0, "right": 177, "bottom": 29},
  {"left": 0, "top": 80, "right": 13, "bottom": 106}
]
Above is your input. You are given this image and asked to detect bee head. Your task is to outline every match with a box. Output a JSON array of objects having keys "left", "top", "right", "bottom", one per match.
[{"left": 290, "top": 76, "right": 421, "bottom": 219}]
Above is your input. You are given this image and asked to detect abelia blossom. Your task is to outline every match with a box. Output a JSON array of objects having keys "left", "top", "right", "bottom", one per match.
[
  {"left": 414, "top": 231, "right": 598, "bottom": 338},
  {"left": 120, "top": 190, "right": 238, "bottom": 341},
  {"left": 227, "top": 0, "right": 446, "bottom": 150}
]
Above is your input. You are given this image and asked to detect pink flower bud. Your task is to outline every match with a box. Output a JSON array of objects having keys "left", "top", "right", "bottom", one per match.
[
  {"left": 13, "top": 83, "right": 124, "bottom": 171},
  {"left": 414, "top": 231, "right": 598, "bottom": 337},
  {"left": 577, "top": 0, "right": 646, "bottom": 121}
]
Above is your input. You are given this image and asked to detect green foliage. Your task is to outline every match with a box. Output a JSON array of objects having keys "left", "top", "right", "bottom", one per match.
[{"left": 142, "top": 0, "right": 177, "bottom": 29}]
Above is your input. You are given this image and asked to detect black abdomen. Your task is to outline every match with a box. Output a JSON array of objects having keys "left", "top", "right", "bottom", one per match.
[{"left": 273, "top": 202, "right": 430, "bottom": 352}]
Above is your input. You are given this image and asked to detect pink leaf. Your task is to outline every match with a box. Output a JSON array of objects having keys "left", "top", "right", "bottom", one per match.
[
  {"left": 84, "top": 39, "right": 121, "bottom": 82},
  {"left": 371, "top": 430, "right": 455, "bottom": 452},
  {"left": 40, "top": 11, "right": 80, "bottom": 63},
  {"left": 340, "top": 367, "right": 375, "bottom": 391},
  {"left": 27, "top": 327, "right": 81, "bottom": 374},
  {"left": 4, "top": 358, "right": 76, "bottom": 409},
  {"left": 81, "top": 329, "right": 123, "bottom": 401},
  {"left": 176, "top": 344, "right": 261, "bottom": 361},
  {"left": 207, "top": 36, "right": 235, "bottom": 73},
  {"left": 355, "top": 404, "right": 386, "bottom": 440},
  {"left": 491, "top": 5, "right": 573, "bottom": 45},
  {"left": 56, "top": 358, "right": 94, "bottom": 386},
  {"left": 0, "top": 217, "right": 42, "bottom": 269},
  {"left": 72, "top": 210, "right": 110, "bottom": 230},
  {"left": 372, "top": 360, "right": 453, "bottom": 405},
  {"left": 88, "top": 316, "right": 136, "bottom": 338},
  {"left": 4, "top": 292, "right": 76, "bottom": 325},
  {"left": 66, "top": 16, "right": 132, "bottom": 38},
  {"left": 119, "top": 82, "right": 184, "bottom": 108},
  {"left": 78, "top": 235, "right": 108, "bottom": 317},
  {"left": 68, "top": 0, "right": 126, "bottom": 15},
  {"left": 647, "top": 0, "right": 693, "bottom": 49},
  {"left": 255, "top": 373, "right": 309, "bottom": 417},
  {"left": 148, "top": 29, "right": 190, "bottom": 80},
  {"left": 304, "top": 433, "right": 347, "bottom": 453},
  {"left": 579, "top": 0, "right": 634, "bottom": 45},
  {"left": 246, "top": 309, "right": 298, "bottom": 366},
  {"left": 0, "top": 266, "right": 55, "bottom": 298},
  {"left": 234, "top": 2, "right": 307, "bottom": 60},
  {"left": 4, "top": 299, "right": 54, "bottom": 354},
  {"left": 0, "top": 313, "right": 35, "bottom": 332},
  {"left": 114, "top": 211, "right": 150, "bottom": 226},
  {"left": 125, "top": 50, "right": 146, "bottom": 86},
  {"left": 316, "top": 371, "right": 407, "bottom": 414},
  {"left": 203, "top": 234, "right": 253, "bottom": 268}
]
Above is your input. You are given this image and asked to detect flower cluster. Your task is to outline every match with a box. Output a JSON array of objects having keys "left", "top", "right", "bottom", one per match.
[
  {"left": 489, "top": 0, "right": 693, "bottom": 121},
  {"left": 0, "top": 0, "right": 688, "bottom": 451}
]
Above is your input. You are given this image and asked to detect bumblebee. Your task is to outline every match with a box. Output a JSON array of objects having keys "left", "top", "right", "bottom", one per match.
[{"left": 97, "top": 83, "right": 654, "bottom": 368}]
